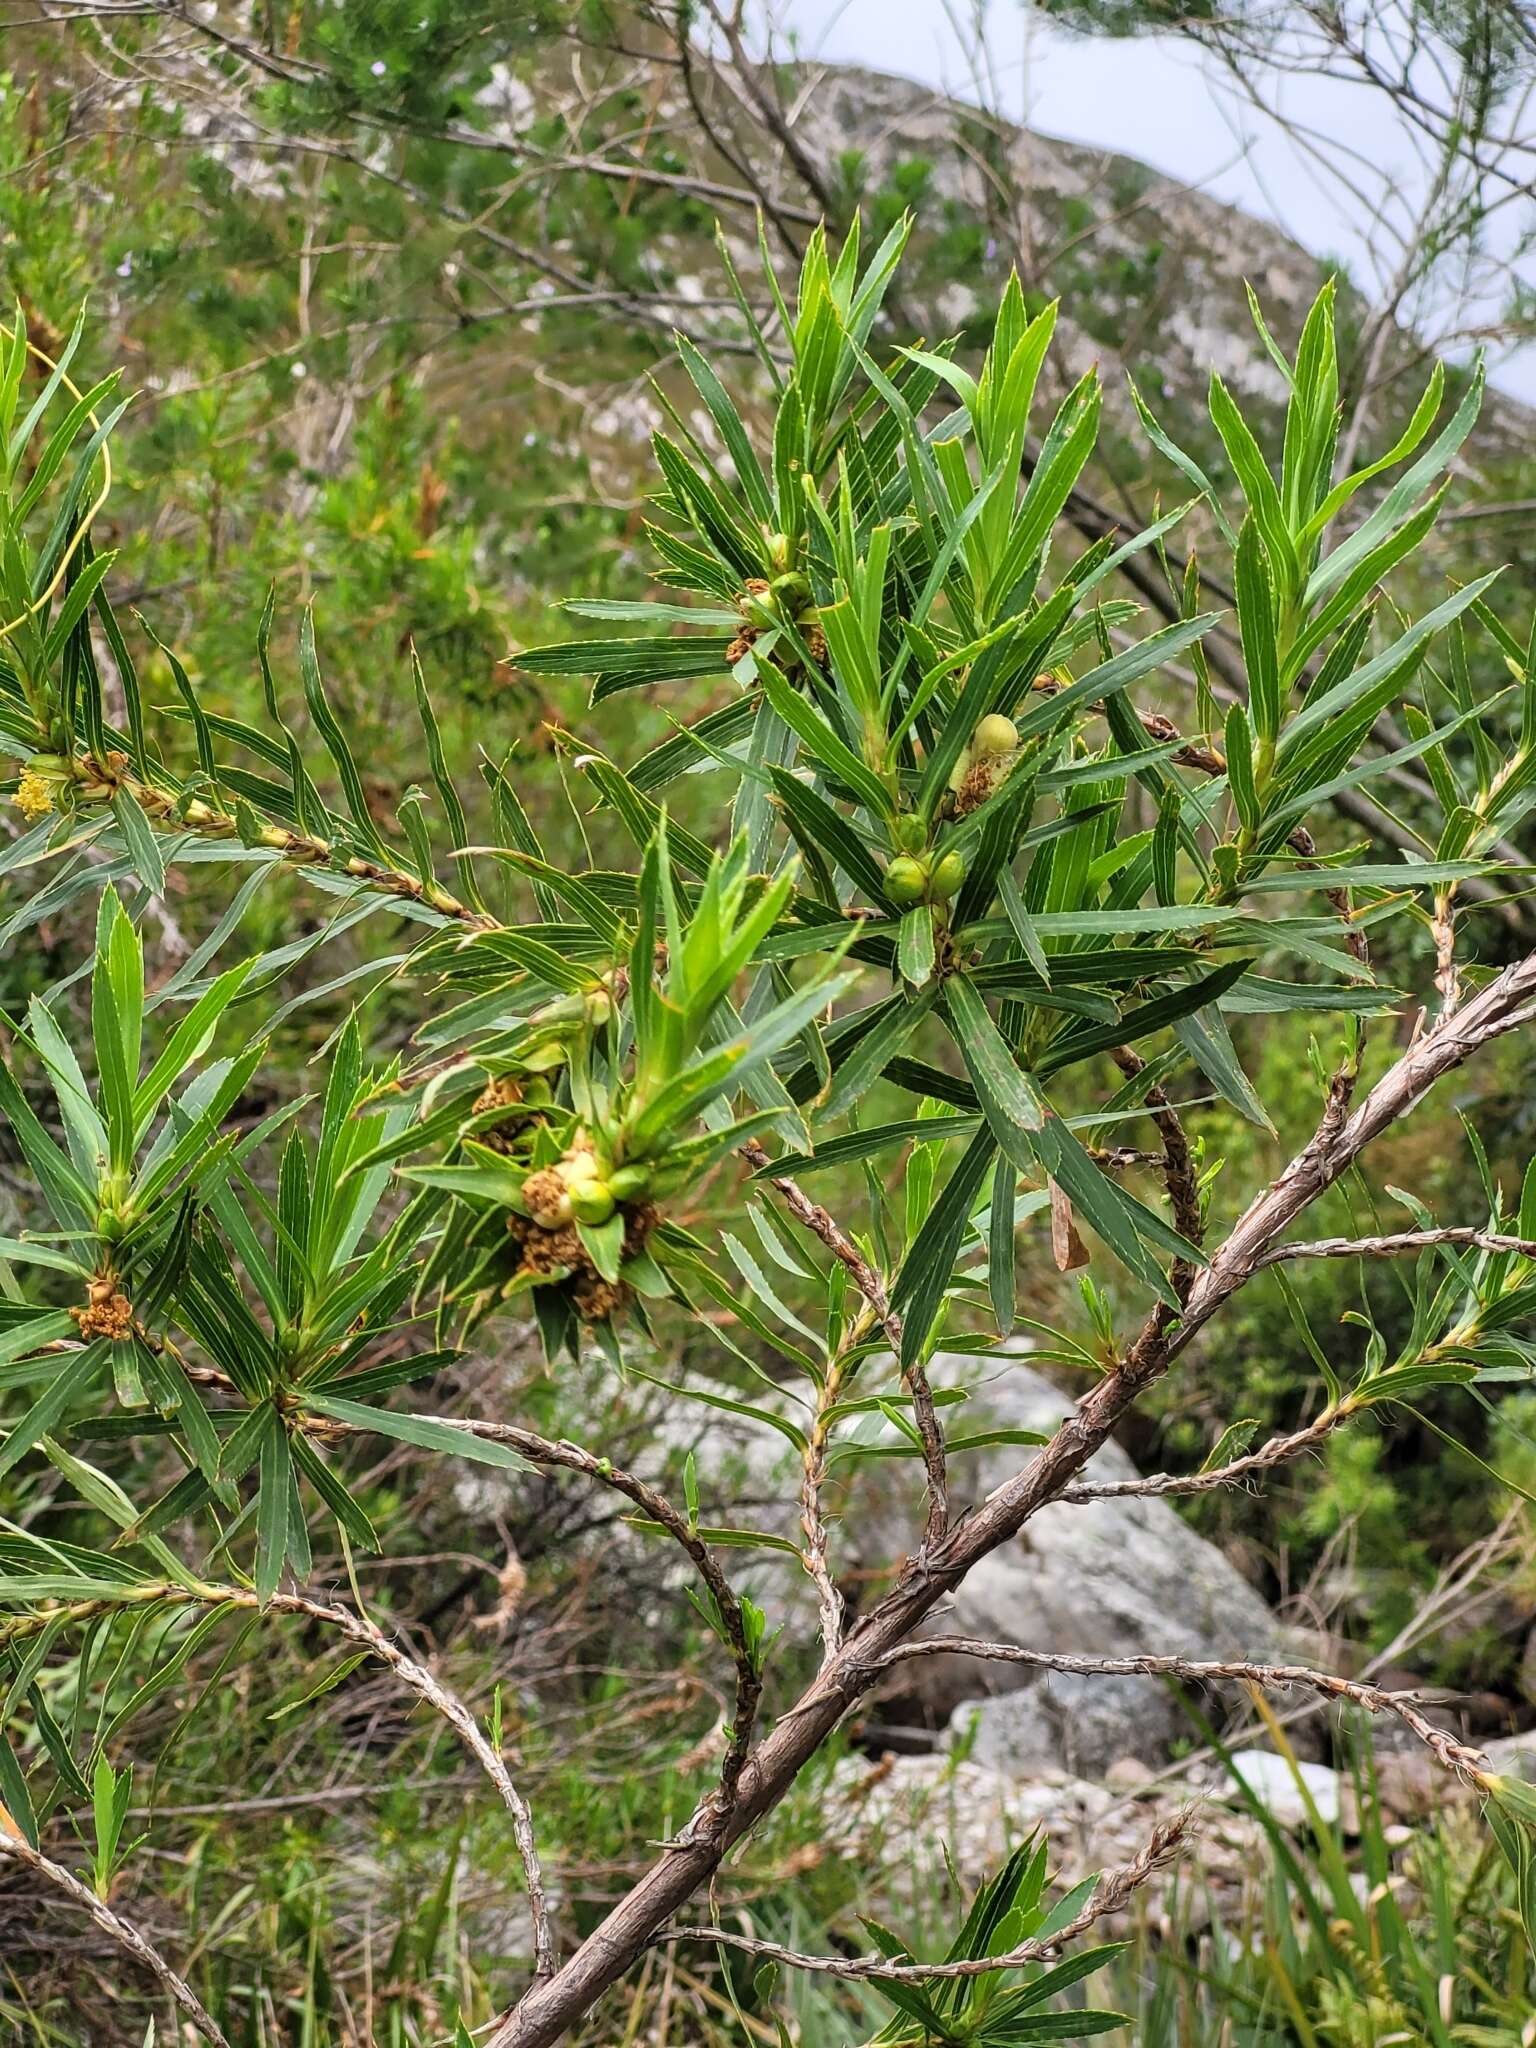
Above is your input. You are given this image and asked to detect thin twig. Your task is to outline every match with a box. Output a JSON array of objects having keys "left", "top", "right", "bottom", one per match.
[
  {"left": 1257, "top": 1227, "right": 1536, "bottom": 1267},
  {"left": 1062, "top": 1404, "right": 1353, "bottom": 1501},
  {"left": 0, "top": 1830, "right": 233, "bottom": 2048},
  {"left": 355, "top": 1413, "right": 764, "bottom": 1824},
  {"left": 741, "top": 1137, "right": 949, "bottom": 1548},
  {"left": 871, "top": 1638, "right": 1489, "bottom": 1784},
  {"left": 657, "top": 1807, "right": 1199, "bottom": 1980},
  {"left": 0, "top": 1580, "right": 556, "bottom": 1979},
  {"left": 264, "top": 1590, "right": 557, "bottom": 1978},
  {"left": 797, "top": 1313, "right": 869, "bottom": 1663}
]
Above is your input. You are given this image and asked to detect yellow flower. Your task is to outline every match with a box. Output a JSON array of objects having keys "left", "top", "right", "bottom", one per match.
[{"left": 14, "top": 766, "right": 55, "bottom": 823}]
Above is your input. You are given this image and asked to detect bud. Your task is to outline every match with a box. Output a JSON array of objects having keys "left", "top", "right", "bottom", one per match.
[
  {"left": 555, "top": 1152, "right": 602, "bottom": 1189},
  {"left": 884, "top": 855, "right": 928, "bottom": 906},
  {"left": 929, "top": 850, "right": 967, "bottom": 902},
  {"left": 893, "top": 814, "right": 927, "bottom": 855},
  {"left": 608, "top": 1164, "right": 651, "bottom": 1203},
  {"left": 972, "top": 713, "right": 1019, "bottom": 757}
]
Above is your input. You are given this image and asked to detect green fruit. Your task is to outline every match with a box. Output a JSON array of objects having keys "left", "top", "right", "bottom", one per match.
[
  {"left": 928, "top": 850, "right": 968, "bottom": 902},
  {"left": 608, "top": 1164, "right": 651, "bottom": 1203},
  {"left": 884, "top": 855, "right": 929, "bottom": 906},
  {"left": 893, "top": 814, "right": 926, "bottom": 855},
  {"left": 570, "top": 1180, "right": 616, "bottom": 1225},
  {"left": 973, "top": 713, "right": 1019, "bottom": 757}
]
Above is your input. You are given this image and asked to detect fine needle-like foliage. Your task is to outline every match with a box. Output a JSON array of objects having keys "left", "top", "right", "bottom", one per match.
[{"left": 2, "top": 221, "right": 1536, "bottom": 2046}]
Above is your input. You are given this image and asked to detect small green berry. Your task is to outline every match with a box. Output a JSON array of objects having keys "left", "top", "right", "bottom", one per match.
[
  {"left": 893, "top": 814, "right": 927, "bottom": 855},
  {"left": 884, "top": 855, "right": 929, "bottom": 906},
  {"left": 570, "top": 1180, "right": 616, "bottom": 1226},
  {"left": 973, "top": 713, "right": 1019, "bottom": 757},
  {"left": 928, "top": 850, "right": 968, "bottom": 902}
]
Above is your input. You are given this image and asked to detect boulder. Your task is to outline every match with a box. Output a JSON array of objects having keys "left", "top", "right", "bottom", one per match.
[
  {"left": 825, "top": 1750, "right": 1262, "bottom": 1925},
  {"left": 852, "top": 1348, "right": 1284, "bottom": 1766},
  {"left": 949, "top": 1670, "right": 1184, "bottom": 1781},
  {"left": 630, "top": 1342, "right": 1283, "bottom": 1774},
  {"left": 1214, "top": 1749, "right": 1350, "bottom": 1830},
  {"left": 1485, "top": 1729, "right": 1536, "bottom": 1782}
]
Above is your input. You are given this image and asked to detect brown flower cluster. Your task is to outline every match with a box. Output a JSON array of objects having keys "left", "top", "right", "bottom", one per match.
[
  {"left": 472, "top": 1075, "right": 526, "bottom": 1154},
  {"left": 506, "top": 1196, "right": 660, "bottom": 1324},
  {"left": 71, "top": 1286, "right": 134, "bottom": 1341}
]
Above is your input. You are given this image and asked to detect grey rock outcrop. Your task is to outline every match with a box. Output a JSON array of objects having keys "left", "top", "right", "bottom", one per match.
[{"left": 851, "top": 1349, "right": 1283, "bottom": 1770}]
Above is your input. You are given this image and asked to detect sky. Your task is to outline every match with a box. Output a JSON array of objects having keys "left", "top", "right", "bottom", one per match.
[{"left": 769, "top": 0, "right": 1536, "bottom": 401}]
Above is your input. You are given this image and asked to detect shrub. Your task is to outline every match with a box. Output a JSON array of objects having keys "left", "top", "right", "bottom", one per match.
[{"left": 1, "top": 224, "right": 1535, "bottom": 2046}]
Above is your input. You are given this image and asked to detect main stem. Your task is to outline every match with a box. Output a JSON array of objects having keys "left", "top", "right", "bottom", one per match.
[{"left": 489, "top": 950, "right": 1536, "bottom": 2046}]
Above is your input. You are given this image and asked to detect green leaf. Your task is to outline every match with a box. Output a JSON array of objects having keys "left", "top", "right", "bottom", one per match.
[
  {"left": 268, "top": 1652, "right": 371, "bottom": 1720},
  {"left": 297, "top": 606, "right": 389, "bottom": 858},
  {"left": 755, "top": 657, "right": 893, "bottom": 819},
  {"left": 891, "top": 1127, "right": 998, "bottom": 1367},
  {"left": 1036, "top": 959, "right": 1251, "bottom": 1079},
  {"left": 944, "top": 977, "right": 1050, "bottom": 1152},
  {"left": 1224, "top": 703, "right": 1260, "bottom": 835},
  {"left": 897, "top": 907, "right": 936, "bottom": 987},
  {"left": 0, "top": 1732, "right": 38, "bottom": 1847},
  {"left": 255, "top": 1413, "right": 291, "bottom": 1607},
  {"left": 305, "top": 1396, "right": 529, "bottom": 1472},
  {"left": 109, "top": 787, "right": 166, "bottom": 899},
  {"left": 819, "top": 987, "right": 939, "bottom": 1123},
  {"left": 627, "top": 1519, "right": 803, "bottom": 1559},
  {"left": 0, "top": 1343, "right": 105, "bottom": 1484},
  {"left": 1233, "top": 518, "right": 1281, "bottom": 742}
]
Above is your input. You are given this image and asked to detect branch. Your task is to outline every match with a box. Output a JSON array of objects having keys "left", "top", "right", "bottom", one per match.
[
  {"left": 657, "top": 1806, "right": 1198, "bottom": 1981},
  {"left": 873, "top": 1638, "right": 1489, "bottom": 1785},
  {"left": 0, "top": 1829, "right": 233, "bottom": 2048},
  {"left": 264, "top": 1590, "right": 556, "bottom": 1978},
  {"left": 0, "top": 1581, "right": 555, "bottom": 1980},
  {"left": 1062, "top": 1404, "right": 1353, "bottom": 1501},
  {"left": 798, "top": 1316, "right": 865, "bottom": 1662},
  {"left": 350, "top": 1413, "right": 764, "bottom": 1821},
  {"left": 1257, "top": 1227, "right": 1536, "bottom": 1268}
]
